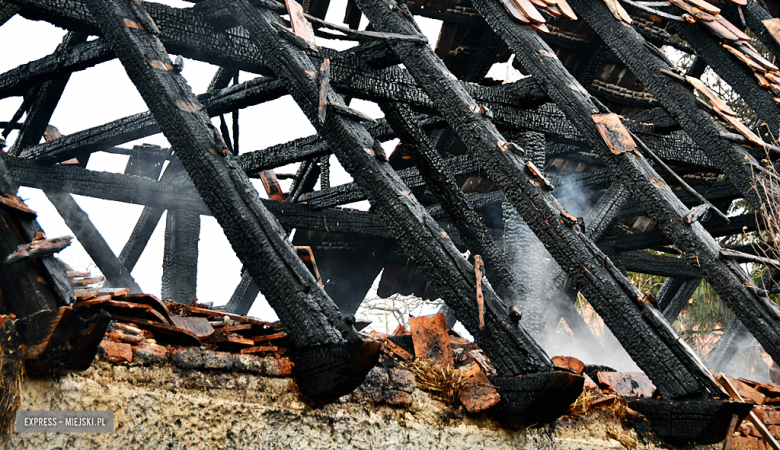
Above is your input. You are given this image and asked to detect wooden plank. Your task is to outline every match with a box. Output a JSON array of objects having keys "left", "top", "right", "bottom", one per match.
[
  {"left": 514, "top": 0, "right": 546, "bottom": 23},
  {"left": 592, "top": 113, "right": 637, "bottom": 155},
  {"left": 670, "top": 0, "right": 716, "bottom": 22},
  {"left": 208, "top": 335, "right": 255, "bottom": 346},
  {"left": 716, "top": 17, "right": 752, "bottom": 42},
  {"left": 380, "top": 337, "right": 413, "bottom": 362},
  {"left": 721, "top": 114, "right": 766, "bottom": 147},
  {"left": 68, "top": 276, "right": 105, "bottom": 287},
  {"left": 216, "top": 323, "right": 254, "bottom": 333},
  {"left": 259, "top": 170, "right": 285, "bottom": 201},
  {"left": 458, "top": 362, "right": 501, "bottom": 413},
  {"left": 0, "top": 195, "right": 37, "bottom": 220},
  {"left": 240, "top": 346, "right": 280, "bottom": 354},
  {"left": 285, "top": 0, "right": 317, "bottom": 51},
  {"left": 249, "top": 331, "right": 287, "bottom": 341},
  {"left": 4, "top": 236, "right": 72, "bottom": 264},
  {"left": 553, "top": 0, "right": 577, "bottom": 20},
  {"left": 73, "top": 287, "right": 99, "bottom": 301},
  {"left": 97, "top": 288, "right": 131, "bottom": 297},
  {"left": 500, "top": 0, "right": 530, "bottom": 24},
  {"left": 186, "top": 306, "right": 283, "bottom": 328},
  {"left": 409, "top": 313, "right": 454, "bottom": 368},
  {"left": 169, "top": 316, "right": 215, "bottom": 340}
]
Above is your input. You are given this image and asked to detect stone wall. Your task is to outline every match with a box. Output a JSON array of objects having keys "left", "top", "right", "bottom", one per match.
[{"left": 8, "top": 361, "right": 673, "bottom": 449}]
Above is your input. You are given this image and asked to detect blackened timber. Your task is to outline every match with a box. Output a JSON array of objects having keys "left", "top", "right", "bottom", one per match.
[
  {"left": 225, "top": 0, "right": 554, "bottom": 376},
  {"left": 0, "top": 157, "right": 64, "bottom": 316},
  {"left": 600, "top": 213, "right": 760, "bottom": 252},
  {"left": 11, "top": 32, "right": 87, "bottom": 154},
  {"left": 20, "top": 76, "right": 286, "bottom": 164},
  {"left": 300, "top": 154, "right": 481, "bottom": 208},
  {"left": 358, "top": 0, "right": 721, "bottom": 399},
  {"left": 118, "top": 206, "right": 163, "bottom": 271},
  {"left": 613, "top": 252, "right": 701, "bottom": 279},
  {"left": 0, "top": 3, "right": 19, "bottom": 26},
  {"left": 673, "top": 19, "right": 780, "bottom": 135},
  {"left": 567, "top": 0, "right": 775, "bottom": 213},
  {"left": 657, "top": 277, "right": 702, "bottom": 323},
  {"left": 486, "top": 0, "right": 780, "bottom": 378},
  {"left": 82, "top": 0, "right": 361, "bottom": 362},
  {"left": 161, "top": 209, "right": 200, "bottom": 304},
  {"left": 381, "top": 101, "right": 521, "bottom": 300},
  {"left": 0, "top": 38, "right": 112, "bottom": 101},
  {"left": 44, "top": 190, "right": 142, "bottom": 293},
  {"left": 224, "top": 270, "right": 260, "bottom": 315}
]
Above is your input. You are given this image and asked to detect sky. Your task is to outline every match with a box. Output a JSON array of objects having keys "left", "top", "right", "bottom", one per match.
[{"left": 0, "top": 0, "right": 495, "bottom": 323}]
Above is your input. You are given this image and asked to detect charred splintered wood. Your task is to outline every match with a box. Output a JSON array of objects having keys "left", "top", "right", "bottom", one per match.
[
  {"left": 10, "top": 32, "right": 87, "bottom": 155},
  {"left": 0, "top": 38, "right": 113, "bottom": 101},
  {"left": 657, "top": 277, "right": 702, "bottom": 323},
  {"left": 614, "top": 251, "right": 701, "bottom": 279},
  {"left": 359, "top": 0, "right": 721, "bottom": 399},
  {"left": 0, "top": 3, "right": 19, "bottom": 25},
  {"left": 82, "top": 0, "right": 365, "bottom": 381},
  {"left": 380, "top": 101, "right": 521, "bottom": 300},
  {"left": 567, "top": 0, "right": 775, "bottom": 213},
  {"left": 0, "top": 153, "right": 73, "bottom": 314},
  {"left": 161, "top": 209, "right": 200, "bottom": 304},
  {"left": 225, "top": 0, "right": 554, "bottom": 377},
  {"left": 5, "top": 236, "right": 71, "bottom": 264},
  {"left": 224, "top": 269, "right": 260, "bottom": 316},
  {"left": 673, "top": 17, "right": 780, "bottom": 135},
  {"left": 44, "top": 190, "right": 142, "bottom": 293}
]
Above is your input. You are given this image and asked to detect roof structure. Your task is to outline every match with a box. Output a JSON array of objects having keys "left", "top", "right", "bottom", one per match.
[{"left": 2, "top": 0, "right": 780, "bottom": 444}]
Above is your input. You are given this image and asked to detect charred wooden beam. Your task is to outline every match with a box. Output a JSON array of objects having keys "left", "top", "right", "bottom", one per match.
[
  {"left": 19, "top": 76, "right": 286, "bottom": 164},
  {"left": 224, "top": 269, "right": 260, "bottom": 316},
  {"left": 44, "top": 190, "right": 142, "bottom": 293},
  {"left": 613, "top": 251, "right": 701, "bottom": 279},
  {"left": 600, "top": 213, "right": 760, "bottom": 252},
  {"left": 359, "top": 0, "right": 721, "bottom": 399},
  {"left": 300, "top": 154, "right": 481, "bottom": 209},
  {"left": 224, "top": 0, "right": 553, "bottom": 377},
  {"left": 9, "top": 32, "right": 87, "bottom": 155},
  {"left": 161, "top": 209, "right": 200, "bottom": 304},
  {"left": 0, "top": 3, "right": 19, "bottom": 25},
  {"left": 657, "top": 277, "right": 702, "bottom": 323},
  {"left": 82, "top": 0, "right": 374, "bottom": 402}
]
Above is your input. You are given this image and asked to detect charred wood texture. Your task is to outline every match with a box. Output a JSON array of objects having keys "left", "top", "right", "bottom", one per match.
[
  {"left": 225, "top": 0, "right": 554, "bottom": 377},
  {"left": 161, "top": 209, "right": 200, "bottom": 304},
  {"left": 722, "top": 2, "right": 780, "bottom": 67},
  {"left": 44, "top": 190, "right": 142, "bottom": 293},
  {"left": 10, "top": 32, "right": 86, "bottom": 154},
  {"left": 0, "top": 157, "right": 70, "bottom": 316},
  {"left": 359, "top": 0, "right": 720, "bottom": 399},
  {"left": 657, "top": 277, "right": 702, "bottom": 323},
  {"left": 81, "top": 0, "right": 360, "bottom": 357},
  {"left": 224, "top": 270, "right": 260, "bottom": 316}
]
